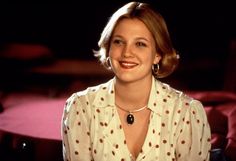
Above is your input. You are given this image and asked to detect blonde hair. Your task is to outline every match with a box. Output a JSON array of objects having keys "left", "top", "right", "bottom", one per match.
[{"left": 94, "top": 2, "right": 179, "bottom": 78}]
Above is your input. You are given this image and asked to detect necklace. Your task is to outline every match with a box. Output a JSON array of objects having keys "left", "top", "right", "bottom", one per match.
[{"left": 115, "top": 103, "right": 147, "bottom": 125}]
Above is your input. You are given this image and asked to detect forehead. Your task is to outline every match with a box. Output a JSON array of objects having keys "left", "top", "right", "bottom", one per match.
[{"left": 113, "top": 18, "right": 153, "bottom": 40}]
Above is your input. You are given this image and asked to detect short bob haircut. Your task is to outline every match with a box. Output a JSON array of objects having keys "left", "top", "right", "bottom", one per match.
[{"left": 94, "top": 1, "right": 179, "bottom": 78}]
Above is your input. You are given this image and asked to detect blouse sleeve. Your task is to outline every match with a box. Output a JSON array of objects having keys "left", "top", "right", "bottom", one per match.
[
  {"left": 176, "top": 100, "right": 211, "bottom": 161},
  {"left": 61, "top": 93, "right": 93, "bottom": 161}
]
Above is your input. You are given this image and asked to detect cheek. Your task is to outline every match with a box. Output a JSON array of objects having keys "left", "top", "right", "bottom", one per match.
[
  {"left": 109, "top": 47, "right": 120, "bottom": 58},
  {"left": 144, "top": 53, "right": 156, "bottom": 63}
]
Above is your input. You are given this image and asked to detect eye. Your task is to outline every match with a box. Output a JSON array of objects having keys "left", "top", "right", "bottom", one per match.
[
  {"left": 112, "top": 39, "right": 123, "bottom": 45},
  {"left": 136, "top": 41, "right": 147, "bottom": 47}
]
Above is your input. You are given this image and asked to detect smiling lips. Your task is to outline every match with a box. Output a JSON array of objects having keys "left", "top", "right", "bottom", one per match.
[{"left": 119, "top": 61, "right": 138, "bottom": 69}]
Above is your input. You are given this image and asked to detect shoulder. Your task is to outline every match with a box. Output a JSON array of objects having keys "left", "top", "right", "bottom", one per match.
[
  {"left": 155, "top": 79, "right": 204, "bottom": 110},
  {"left": 75, "top": 79, "right": 113, "bottom": 99},
  {"left": 156, "top": 81, "right": 208, "bottom": 127},
  {"left": 65, "top": 79, "right": 113, "bottom": 107},
  {"left": 63, "top": 79, "right": 113, "bottom": 119}
]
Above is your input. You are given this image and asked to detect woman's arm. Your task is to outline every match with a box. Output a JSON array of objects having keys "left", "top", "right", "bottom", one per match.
[
  {"left": 61, "top": 93, "right": 93, "bottom": 161},
  {"left": 176, "top": 100, "right": 211, "bottom": 161}
]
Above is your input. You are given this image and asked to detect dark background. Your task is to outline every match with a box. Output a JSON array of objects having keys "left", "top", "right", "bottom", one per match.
[
  {"left": 0, "top": 1, "right": 235, "bottom": 57},
  {"left": 0, "top": 2, "right": 236, "bottom": 161},
  {"left": 0, "top": 1, "right": 235, "bottom": 91}
]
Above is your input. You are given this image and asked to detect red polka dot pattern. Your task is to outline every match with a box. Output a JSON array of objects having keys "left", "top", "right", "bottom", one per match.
[{"left": 62, "top": 78, "right": 211, "bottom": 160}]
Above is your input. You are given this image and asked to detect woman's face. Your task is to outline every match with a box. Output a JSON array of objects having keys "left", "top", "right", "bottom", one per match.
[{"left": 109, "top": 18, "right": 161, "bottom": 83}]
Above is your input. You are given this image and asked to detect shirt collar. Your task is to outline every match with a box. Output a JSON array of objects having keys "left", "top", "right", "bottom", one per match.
[
  {"left": 92, "top": 76, "right": 169, "bottom": 116},
  {"left": 147, "top": 76, "right": 167, "bottom": 116}
]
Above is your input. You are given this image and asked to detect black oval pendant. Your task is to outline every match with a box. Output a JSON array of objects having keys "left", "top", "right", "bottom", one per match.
[{"left": 127, "top": 114, "right": 134, "bottom": 124}]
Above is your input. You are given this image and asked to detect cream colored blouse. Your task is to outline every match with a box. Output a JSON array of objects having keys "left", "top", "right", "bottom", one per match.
[{"left": 62, "top": 77, "right": 211, "bottom": 161}]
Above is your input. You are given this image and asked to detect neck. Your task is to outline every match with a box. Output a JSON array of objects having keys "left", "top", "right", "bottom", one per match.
[{"left": 114, "top": 76, "right": 152, "bottom": 109}]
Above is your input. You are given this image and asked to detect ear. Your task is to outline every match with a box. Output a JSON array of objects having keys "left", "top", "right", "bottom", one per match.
[{"left": 153, "top": 54, "right": 161, "bottom": 64}]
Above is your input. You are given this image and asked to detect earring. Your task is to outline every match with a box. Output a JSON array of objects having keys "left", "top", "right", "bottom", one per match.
[
  {"left": 152, "top": 63, "right": 159, "bottom": 73},
  {"left": 105, "top": 57, "right": 112, "bottom": 69}
]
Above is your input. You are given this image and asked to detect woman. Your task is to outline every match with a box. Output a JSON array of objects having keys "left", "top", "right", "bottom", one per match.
[{"left": 62, "top": 2, "right": 211, "bottom": 161}]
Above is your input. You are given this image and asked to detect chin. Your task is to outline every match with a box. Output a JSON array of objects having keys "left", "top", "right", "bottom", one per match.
[
  {"left": 116, "top": 74, "right": 148, "bottom": 84},
  {"left": 115, "top": 74, "right": 136, "bottom": 83}
]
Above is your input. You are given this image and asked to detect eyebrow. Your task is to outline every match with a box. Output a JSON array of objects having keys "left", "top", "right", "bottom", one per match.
[
  {"left": 112, "top": 35, "right": 150, "bottom": 42},
  {"left": 136, "top": 37, "right": 150, "bottom": 42}
]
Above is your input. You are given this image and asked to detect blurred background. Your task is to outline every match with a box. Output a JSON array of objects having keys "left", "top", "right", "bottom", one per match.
[
  {"left": 0, "top": 1, "right": 236, "bottom": 161},
  {"left": 0, "top": 0, "right": 235, "bottom": 92}
]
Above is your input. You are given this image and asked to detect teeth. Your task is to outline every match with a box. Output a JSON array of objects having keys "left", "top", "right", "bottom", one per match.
[
  {"left": 122, "top": 62, "right": 136, "bottom": 66},
  {"left": 120, "top": 61, "right": 137, "bottom": 68}
]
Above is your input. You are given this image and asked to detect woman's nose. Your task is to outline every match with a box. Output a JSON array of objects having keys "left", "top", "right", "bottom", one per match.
[{"left": 122, "top": 44, "right": 134, "bottom": 58}]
